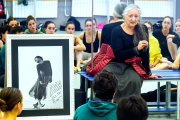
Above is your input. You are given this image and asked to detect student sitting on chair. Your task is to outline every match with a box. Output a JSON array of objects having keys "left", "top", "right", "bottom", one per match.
[
  {"left": 144, "top": 21, "right": 169, "bottom": 70},
  {"left": 73, "top": 70, "right": 118, "bottom": 120},
  {"left": 78, "top": 18, "right": 101, "bottom": 64},
  {"left": 153, "top": 16, "right": 177, "bottom": 62},
  {"left": 116, "top": 95, "right": 149, "bottom": 120},
  {"left": 166, "top": 19, "right": 180, "bottom": 70},
  {"left": 65, "top": 21, "right": 86, "bottom": 73},
  {"left": 0, "top": 26, "right": 24, "bottom": 88},
  {"left": 24, "top": 15, "right": 44, "bottom": 34}
]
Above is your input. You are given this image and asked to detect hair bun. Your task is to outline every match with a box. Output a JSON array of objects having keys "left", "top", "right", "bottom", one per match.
[
  {"left": 27, "top": 15, "right": 34, "bottom": 18},
  {"left": 0, "top": 98, "right": 8, "bottom": 112}
]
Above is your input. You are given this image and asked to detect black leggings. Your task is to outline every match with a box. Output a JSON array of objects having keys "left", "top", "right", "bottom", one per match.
[{"left": 141, "top": 84, "right": 177, "bottom": 102}]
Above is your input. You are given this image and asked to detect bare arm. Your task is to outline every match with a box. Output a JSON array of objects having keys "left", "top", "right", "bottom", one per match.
[
  {"left": 74, "top": 37, "right": 86, "bottom": 51},
  {"left": 98, "top": 32, "right": 101, "bottom": 49},
  {"left": 78, "top": 33, "right": 84, "bottom": 40},
  {"left": 153, "top": 59, "right": 160, "bottom": 67},
  {"left": 0, "top": 41, "right": 3, "bottom": 49}
]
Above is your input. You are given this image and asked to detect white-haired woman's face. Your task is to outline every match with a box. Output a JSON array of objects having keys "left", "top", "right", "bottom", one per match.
[{"left": 124, "top": 9, "right": 139, "bottom": 28}]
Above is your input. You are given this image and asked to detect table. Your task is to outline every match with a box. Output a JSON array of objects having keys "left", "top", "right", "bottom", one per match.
[{"left": 78, "top": 70, "right": 180, "bottom": 120}]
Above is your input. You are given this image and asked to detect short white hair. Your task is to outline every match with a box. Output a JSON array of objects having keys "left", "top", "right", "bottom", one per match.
[{"left": 122, "top": 4, "right": 142, "bottom": 20}]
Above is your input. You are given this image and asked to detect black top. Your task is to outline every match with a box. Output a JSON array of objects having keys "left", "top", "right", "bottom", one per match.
[
  {"left": 100, "top": 21, "right": 124, "bottom": 46},
  {"left": 172, "top": 34, "right": 180, "bottom": 48},
  {"left": 37, "top": 60, "right": 52, "bottom": 81},
  {"left": 83, "top": 31, "right": 99, "bottom": 53},
  {"left": 111, "top": 25, "right": 151, "bottom": 75},
  {"left": 152, "top": 29, "right": 177, "bottom": 62}
]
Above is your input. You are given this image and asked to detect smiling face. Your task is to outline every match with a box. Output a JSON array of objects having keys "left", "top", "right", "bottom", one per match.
[
  {"left": 65, "top": 24, "right": 75, "bottom": 34},
  {"left": 45, "top": 23, "right": 55, "bottom": 34},
  {"left": 124, "top": 9, "right": 139, "bottom": 28},
  {"left": 162, "top": 18, "right": 172, "bottom": 30}
]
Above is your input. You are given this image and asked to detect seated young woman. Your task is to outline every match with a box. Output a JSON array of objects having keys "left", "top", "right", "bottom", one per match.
[
  {"left": 167, "top": 19, "right": 180, "bottom": 70},
  {"left": 24, "top": 15, "right": 44, "bottom": 34},
  {"left": 144, "top": 21, "right": 169, "bottom": 70},
  {"left": 65, "top": 21, "right": 86, "bottom": 72},
  {"left": 44, "top": 21, "right": 56, "bottom": 34},
  {"left": 0, "top": 87, "right": 23, "bottom": 120},
  {"left": 78, "top": 18, "right": 101, "bottom": 64},
  {"left": 7, "top": 17, "right": 17, "bottom": 27},
  {"left": 153, "top": 16, "right": 178, "bottom": 62}
]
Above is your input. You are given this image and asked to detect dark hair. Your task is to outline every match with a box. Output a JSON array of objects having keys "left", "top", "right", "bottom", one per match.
[
  {"left": 143, "top": 21, "right": 153, "bottom": 29},
  {"left": 117, "top": 95, "right": 149, "bottom": 120},
  {"left": 92, "top": 69, "right": 118, "bottom": 100},
  {"left": 7, "top": 17, "right": 17, "bottom": 24},
  {"left": 44, "top": 21, "right": 56, "bottom": 29},
  {"left": 163, "top": 16, "right": 172, "bottom": 24},
  {"left": 0, "top": 87, "right": 22, "bottom": 112},
  {"left": 109, "top": 17, "right": 114, "bottom": 23},
  {"left": 34, "top": 56, "right": 43, "bottom": 61},
  {"left": 65, "top": 21, "right": 75, "bottom": 28},
  {"left": 9, "top": 26, "right": 24, "bottom": 34},
  {"left": 0, "top": 25, "right": 11, "bottom": 38},
  {"left": 85, "top": 18, "right": 97, "bottom": 25},
  {"left": 26, "top": 15, "right": 36, "bottom": 25}
]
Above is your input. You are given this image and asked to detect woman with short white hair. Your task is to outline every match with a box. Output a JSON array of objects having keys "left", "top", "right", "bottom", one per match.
[{"left": 103, "top": 4, "right": 161, "bottom": 102}]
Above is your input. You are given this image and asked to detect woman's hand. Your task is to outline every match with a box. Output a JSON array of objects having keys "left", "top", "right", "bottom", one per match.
[
  {"left": 149, "top": 64, "right": 154, "bottom": 68},
  {"left": 151, "top": 74, "right": 162, "bottom": 78},
  {"left": 163, "top": 88, "right": 177, "bottom": 91},
  {"left": 137, "top": 40, "right": 148, "bottom": 50},
  {"left": 166, "top": 34, "right": 175, "bottom": 40},
  {"left": 172, "top": 62, "right": 179, "bottom": 70}
]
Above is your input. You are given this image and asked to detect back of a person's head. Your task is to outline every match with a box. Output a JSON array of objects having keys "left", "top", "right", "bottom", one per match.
[
  {"left": 10, "top": 26, "right": 24, "bottom": 34},
  {"left": 0, "top": 87, "right": 22, "bottom": 112},
  {"left": 117, "top": 95, "right": 149, "bottom": 120},
  {"left": 93, "top": 69, "right": 118, "bottom": 100},
  {"left": 114, "top": 2, "right": 127, "bottom": 19},
  {"left": 0, "top": 25, "right": 11, "bottom": 34}
]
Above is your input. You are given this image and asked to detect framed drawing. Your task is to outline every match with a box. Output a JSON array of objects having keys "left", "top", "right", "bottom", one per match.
[{"left": 6, "top": 34, "right": 74, "bottom": 119}]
